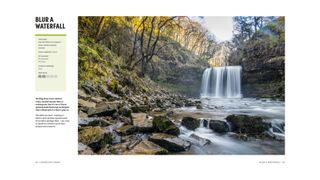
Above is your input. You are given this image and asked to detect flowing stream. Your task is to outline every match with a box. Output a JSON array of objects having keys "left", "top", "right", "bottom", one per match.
[
  {"left": 174, "top": 66, "right": 284, "bottom": 155},
  {"left": 174, "top": 98, "right": 285, "bottom": 154}
]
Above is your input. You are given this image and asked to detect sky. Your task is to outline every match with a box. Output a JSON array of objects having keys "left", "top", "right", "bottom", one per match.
[{"left": 193, "top": 16, "right": 234, "bottom": 42}]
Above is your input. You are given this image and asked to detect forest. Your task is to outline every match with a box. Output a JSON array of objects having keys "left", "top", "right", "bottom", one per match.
[{"left": 78, "top": 16, "right": 285, "bottom": 155}]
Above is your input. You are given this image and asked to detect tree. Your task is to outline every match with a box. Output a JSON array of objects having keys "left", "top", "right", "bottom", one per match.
[{"left": 128, "top": 16, "right": 177, "bottom": 76}]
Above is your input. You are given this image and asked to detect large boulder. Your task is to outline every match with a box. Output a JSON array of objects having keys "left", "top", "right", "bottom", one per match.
[
  {"left": 87, "top": 103, "right": 117, "bottom": 117},
  {"left": 125, "top": 140, "right": 168, "bottom": 155},
  {"left": 132, "top": 113, "right": 154, "bottom": 132},
  {"left": 181, "top": 117, "right": 200, "bottom": 130},
  {"left": 78, "top": 99, "right": 96, "bottom": 108},
  {"left": 209, "top": 120, "right": 229, "bottom": 133},
  {"left": 226, "top": 114, "right": 271, "bottom": 135},
  {"left": 153, "top": 115, "right": 180, "bottom": 136},
  {"left": 78, "top": 99, "right": 96, "bottom": 112},
  {"left": 115, "top": 125, "right": 137, "bottom": 136},
  {"left": 78, "top": 127, "right": 112, "bottom": 152},
  {"left": 149, "top": 133, "right": 191, "bottom": 152}
]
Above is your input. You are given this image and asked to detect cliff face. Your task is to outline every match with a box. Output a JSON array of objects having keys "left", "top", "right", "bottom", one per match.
[
  {"left": 229, "top": 32, "right": 285, "bottom": 99},
  {"left": 241, "top": 56, "right": 284, "bottom": 99}
]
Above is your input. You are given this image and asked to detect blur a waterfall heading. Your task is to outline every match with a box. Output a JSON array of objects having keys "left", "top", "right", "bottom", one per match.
[{"left": 200, "top": 66, "right": 242, "bottom": 98}]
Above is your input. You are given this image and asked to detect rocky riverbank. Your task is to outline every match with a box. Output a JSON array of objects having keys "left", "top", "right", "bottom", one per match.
[
  {"left": 78, "top": 84, "right": 284, "bottom": 155},
  {"left": 78, "top": 82, "right": 203, "bottom": 155}
]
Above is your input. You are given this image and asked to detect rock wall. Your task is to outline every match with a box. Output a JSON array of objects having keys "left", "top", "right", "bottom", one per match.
[{"left": 241, "top": 56, "right": 285, "bottom": 99}]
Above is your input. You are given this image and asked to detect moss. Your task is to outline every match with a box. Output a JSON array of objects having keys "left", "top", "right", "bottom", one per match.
[
  {"left": 153, "top": 116, "right": 180, "bottom": 136},
  {"left": 109, "top": 79, "right": 119, "bottom": 93},
  {"left": 226, "top": 114, "right": 271, "bottom": 135},
  {"left": 78, "top": 127, "right": 104, "bottom": 145},
  {"left": 181, "top": 117, "right": 200, "bottom": 130}
]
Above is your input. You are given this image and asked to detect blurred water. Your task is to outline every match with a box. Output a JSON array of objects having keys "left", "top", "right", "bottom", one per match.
[{"left": 175, "top": 98, "right": 285, "bottom": 155}]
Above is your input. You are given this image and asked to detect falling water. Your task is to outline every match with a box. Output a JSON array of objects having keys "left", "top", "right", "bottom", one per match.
[{"left": 200, "top": 66, "right": 242, "bottom": 98}]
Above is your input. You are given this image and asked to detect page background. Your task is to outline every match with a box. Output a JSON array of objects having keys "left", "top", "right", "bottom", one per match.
[{"left": 1, "top": 0, "right": 319, "bottom": 179}]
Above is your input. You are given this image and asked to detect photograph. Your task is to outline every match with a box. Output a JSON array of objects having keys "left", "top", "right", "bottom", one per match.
[{"left": 77, "top": 16, "right": 285, "bottom": 155}]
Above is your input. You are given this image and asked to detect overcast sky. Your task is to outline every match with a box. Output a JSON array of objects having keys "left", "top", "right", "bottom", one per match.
[{"left": 192, "top": 16, "right": 234, "bottom": 42}]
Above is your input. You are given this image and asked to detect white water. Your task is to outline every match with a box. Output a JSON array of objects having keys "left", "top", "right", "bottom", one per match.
[
  {"left": 175, "top": 98, "right": 285, "bottom": 154},
  {"left": 200, "top": 66, "right": 242, "bottom": 98},
  {"left": 176, "top": 65, "right": 285, "bottom": 154}
]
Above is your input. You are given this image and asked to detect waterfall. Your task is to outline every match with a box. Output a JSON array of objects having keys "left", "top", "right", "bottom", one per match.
[
  {"left": 200, "top": 66, "right": 242, "bottom": 98},
  {"left": 199, "top": 119, "right": 208, "bottom": 128}
]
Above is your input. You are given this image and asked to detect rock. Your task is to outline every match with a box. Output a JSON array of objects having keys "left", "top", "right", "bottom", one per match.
[
  {"left": 131, "top": 105, "right": 149, "bottom": 113},
  {"left": 208, "top": 120, "right": 229, "bottom": 133},
  {"left": 97, "top": 85, "right": 120, "bottom": 100},
  {"left": 118, "top": 105, "right": 132, "bottom": 118},
  {"left": 78, "top": 89, "right": 90, "bottom": 100},
  {"left": 97, "top": 146, "right": 112, "bottom": 155},
  {"left": 96, "top": 101, "right": 122, "bottom": 109},
  {"left": 196, "top": 104, "right": 203, "bottom": 109},
  {"left": 128, "top": 96, "right": 144, "bottom": 106},
  {"left": 78, "top": 126, "right": 105, "bottom": 145},
  {"left": 109, "top": 143, "right": 129, "bottom": 155},
  {"left": 87, "top": 119, "right": 111, "bottom": 127},
  {"left": 82, "top": 84, "right": 96, "bottom": 95},
  {"left": 181, "top": 117, "right": 200, "bottom": 130},
  {"left": 118, "top": 116, "right": 132, "bottom": 125},
  {"left": 90, "top": 96, "right": 104, "bottom": 103},
  {"left": 104, "top": 129, "right": 122, "bottom": 144},
  {"left": 149, "top": 133, "right": 191, "bottom": 152},
  {"left": 78, "top": 127, "right": 112, "bottom": 152},
  {"left": 125, "top": 140, "right": 168, "bottom": 155},
  {"left": 106, "top": 122, "right": 124, "bottom": 132},
  {"left": 189, "top": 133, "right": 211, "bottom": 146},
  {"left": 78, "top": 99, "right": 96, "bottom": 112},
  {"left": 184, "top": 100, "right": 195, "bottom": 107},
  {"left": 78, "top": 110, "right": 88, "bottom": 119},
  {"left": 153, "top": 115, "right": 180, "bottom": 136},
  {"left": 87, "top": 104, "right": 117, "bottom": 117},
  {"left": 120, "top": 134, "right": 148, "bottom": 149},
  {"left": 78, "top": 143, "right": 95, "bottom": 155},
  {"left": 115, "top": 125, "right": 137, "bottom": 136},
  {"left": 132, "top": 113, "right": 154, "bottom": 132},
  {"left": 226, "top": 114, "right": 271, "bottom": 135}
]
